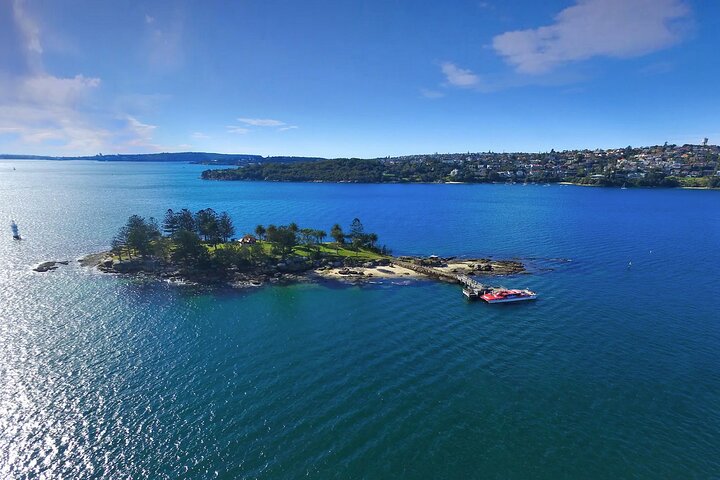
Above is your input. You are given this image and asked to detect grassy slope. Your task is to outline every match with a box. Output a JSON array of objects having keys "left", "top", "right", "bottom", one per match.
[{"left": 208, "top": 240, "right": 386, "bottom": 261}]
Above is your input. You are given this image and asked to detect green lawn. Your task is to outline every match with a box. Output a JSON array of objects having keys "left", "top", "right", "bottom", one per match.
[
  {"left": 206, "top": 240, "right": 386, "bottom": 261},
  {"left": 291, "top": 243, "right": 386, "bottom": 261}
]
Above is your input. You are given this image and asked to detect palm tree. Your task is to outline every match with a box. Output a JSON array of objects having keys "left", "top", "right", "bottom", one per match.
[
  {"left": 255, "top": 224, "right": 266, "bottom": 240},
  {"left": 330, "top": 224, "right": 344, "bottom": 253},
  {"left": 368, "top": 233, "right": 378, "bottom": 248}
]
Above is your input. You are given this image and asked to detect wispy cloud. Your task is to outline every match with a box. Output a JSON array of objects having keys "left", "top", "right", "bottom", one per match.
[
  {"left": 235, "top": 117, "right": 298, "bottom": 132},
  {"left": 420, "top": 88, "right": 445, "bottom": 99},
  {"left": 492, "top": 0, "right": 690, "bottom": 74},
  {"left": 11, "top": 0, "right": 43, "bottom": 72},
  {"left": 0, "top": 4, "right": 163, "bottom": 154},
  {"left": 126, "top": 116, "right": 156, "bottom": 141},
  {"left": 18, "top": 74, "right": 101, "bottom": 105},
  {"left": 191, "top": 131, "right": 209, "bottom": 139},
  {"left": 441, "top": 62, "right": 482, "bottom": 88},
  {"left": 12, "top": 0, "right": 42, "bottom": 55},
  {"left": 145, "top": 10, "right": 185, "bottom": 70},
  {"left": 237, "top": 118, "right": 287, "bottom": 127},
  {"left": 226, "top": 126, "right": 250, "bottom": 134}
]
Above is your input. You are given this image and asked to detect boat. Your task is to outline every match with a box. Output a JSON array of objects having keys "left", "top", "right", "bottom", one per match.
[
  {"left": 463, "top": 287, "right": 482, "bottom": 299},
  {"left": 462, "top": 285, "right": 494, "bottom": 300},
  {"left": 621, "top": 183, "right": 627, "bottom": 189},
  {"left": 481, "top": 288, "right": 537, "bottom": 303},
  {"left": 10, "top": 220, "right": 21, "bottom": 240}
]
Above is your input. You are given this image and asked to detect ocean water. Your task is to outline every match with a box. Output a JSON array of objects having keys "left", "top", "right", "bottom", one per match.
[{"left": 1, "top": 160, "right": 719, "bottom": 479}]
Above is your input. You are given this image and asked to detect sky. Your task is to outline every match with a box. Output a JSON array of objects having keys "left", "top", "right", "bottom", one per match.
[{"left": 1, "top": 0, "right": 719, "bottom": 157}]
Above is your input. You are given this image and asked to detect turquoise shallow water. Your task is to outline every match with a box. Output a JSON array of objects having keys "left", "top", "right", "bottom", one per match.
[{"left": 1, "top": 161, "right": 719, "bottom": 479}]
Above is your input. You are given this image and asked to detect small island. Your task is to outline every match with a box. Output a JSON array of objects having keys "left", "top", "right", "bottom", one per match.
[{"left": 77, "top": 208, "right": 526, "bottom": 288}]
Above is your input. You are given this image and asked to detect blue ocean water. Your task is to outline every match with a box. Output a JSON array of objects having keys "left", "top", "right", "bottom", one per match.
[{"left": 1, "top": 160, "right": 719, "bottom": 479}]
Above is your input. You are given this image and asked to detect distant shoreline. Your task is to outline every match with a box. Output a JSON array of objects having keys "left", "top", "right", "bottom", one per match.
[{"left": 201, "top": 176, "right": 720, "bottom": 190}]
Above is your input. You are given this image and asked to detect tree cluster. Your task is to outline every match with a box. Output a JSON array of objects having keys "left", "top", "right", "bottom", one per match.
[
  {"left": 111, "top": 210, "right": 389, "bottom": 278},
  {"left": 162, "top": 208, "right": 235, "bottom": 245},
  {"left": 111, "top": 215, "right": 161, "bottom": 260}
]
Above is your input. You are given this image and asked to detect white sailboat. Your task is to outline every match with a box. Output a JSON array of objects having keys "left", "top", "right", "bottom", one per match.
[{"left": 11, "top": 220, "right": 21, "bottom": 240}]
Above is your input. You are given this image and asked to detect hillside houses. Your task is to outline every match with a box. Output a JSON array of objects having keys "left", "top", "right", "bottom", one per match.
[{"left": 380, "top": 144, "right": 720, "bottom": 185}]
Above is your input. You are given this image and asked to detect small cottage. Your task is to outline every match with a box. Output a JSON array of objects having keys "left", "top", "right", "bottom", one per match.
[{"left": 239, "top": 234, "right": 257, "bottom": 244}]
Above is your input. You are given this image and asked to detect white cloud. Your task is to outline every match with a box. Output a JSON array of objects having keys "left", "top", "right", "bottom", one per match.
[
  {"left": 12, "top": 0, "right": 42, "bottom": 55},
  {"left": 237, "top": 118, "right": 286, "bottom": 127},
  {"left": 126, "top": 116, "right": 156, "bottom": 140},
  {"left": 191, "top": 131, "right": 209, "bottom": 139},
  {"left": 278, "top": 125, "right": 299, "bottom": 131},
  {"left": 492, "top": 0, "right": 690, "bottom": 74},
  {"left": 226, "top": 126, "right": 250, "bottom": 134},
  {"left": 0, "top": 73, "right": 112, "bottom": 153},
  {"left": 18, "top": 74, "right": 100, "bottom": 105},
  {"left": 0, "top": 102, "right": 112, "bottom": 153},
  {"left": 420, "top": 88, "right": 445, "bottom": 99},
  {"left": 441, "top": 62, "right": 482, "bottom": 88},
  {"left": 145, "top": 14, "right": 155, "bottom": 24},
  {"left": 0, "top": 6, "right": 163, "bottom": 154}
]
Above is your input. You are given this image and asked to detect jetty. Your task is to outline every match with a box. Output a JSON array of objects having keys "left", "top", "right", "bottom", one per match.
[{"left": 392, "top": 259, "right": 492, "bottom": 299}]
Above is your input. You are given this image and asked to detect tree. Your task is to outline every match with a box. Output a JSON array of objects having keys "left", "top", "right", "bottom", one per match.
[
  {"left": 124, "top": 215, "right": 160, "bottom": 258},
  {"left": 211, "top": 244, "right": 249, "bottom": 273},
  {"left": 162, "top": 209, "right": 178, "bottom": 236},
  {"left": 195, "top": 208, "right": 219, "bottom": 243},
  {"left": 330, "top": 224, "right": 344, "bottom": 245},
  {"left": 266, "top": 225, "right": 296, "bottom": 256},
  {"left": 111, "top": 226, "right": 129, "bottom": 260},
  {"left": 171, "top": 229, "right": 208, "bottom": 268},
  {"left": 349, "top": 218, "right": 364, "bottom": 241},
  {"left": 351, "top": 235, "right": 364, "bottom": 254},
  {"left": 152, "top": 236, "right": 172, "bottom": 260},
  {"left": 367, "top": 232, "right": 378, "bottom": 248},
  {"left": 266, "top": 224, "right": 278, "bottom": 241},
  {"left": 217, "top": 211, "right": 235, "bottom": 243},
  {"left": 300, "top": 228, "right": 315, "bottom": 246},
  {"left": 176, "top": 209, "right": 196, "bottom": 233},
  {"left": 255, "top": 224, "right": 266, "bottom": 240}
]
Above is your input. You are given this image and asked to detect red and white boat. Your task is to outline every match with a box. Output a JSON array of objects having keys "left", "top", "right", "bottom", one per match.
[{"left": 481, "top": 289, "right": 537, "bottom": 303}]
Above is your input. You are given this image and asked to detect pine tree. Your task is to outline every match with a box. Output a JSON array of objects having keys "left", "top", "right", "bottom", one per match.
[{"left": 162, "top": 209, "right": 178, "bottom": 236}]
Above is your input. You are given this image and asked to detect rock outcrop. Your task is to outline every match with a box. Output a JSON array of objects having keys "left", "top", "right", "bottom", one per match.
[{"left": 33, "top": 261, "right": 69, "bottom": 272}]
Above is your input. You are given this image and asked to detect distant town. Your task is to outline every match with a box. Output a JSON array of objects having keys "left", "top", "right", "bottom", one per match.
[
  {"left": 5, "top": 142, "right": 720, "bottom": 188},
  {"left": 203, "top": 143, "right": 720, "bottom": 188}
]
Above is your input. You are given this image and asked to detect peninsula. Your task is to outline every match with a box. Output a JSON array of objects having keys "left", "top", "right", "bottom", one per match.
[
  {"left": 74, "top": 209, "right": 525, "bottom": 288},
  {"left": 201, "top": 143, "right": 720, "bottom": 188}
]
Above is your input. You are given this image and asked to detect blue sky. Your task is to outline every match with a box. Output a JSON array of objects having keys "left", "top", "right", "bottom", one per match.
[{"left": 1, "top": 0, "right": 718, "bottom": 157}]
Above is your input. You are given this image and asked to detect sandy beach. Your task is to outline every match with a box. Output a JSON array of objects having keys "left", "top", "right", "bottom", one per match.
[{"left": 313, "top": 263, "right": 423, "bottom": 280}]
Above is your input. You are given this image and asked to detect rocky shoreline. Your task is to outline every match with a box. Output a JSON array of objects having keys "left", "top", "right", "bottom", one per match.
[{"left": 66, "top": 252, "right": 527, "bottom": 289}]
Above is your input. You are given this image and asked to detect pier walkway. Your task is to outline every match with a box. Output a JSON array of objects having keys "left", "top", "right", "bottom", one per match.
[{"left": 392, "top": 259, "right": 491, "bottom": 294}]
